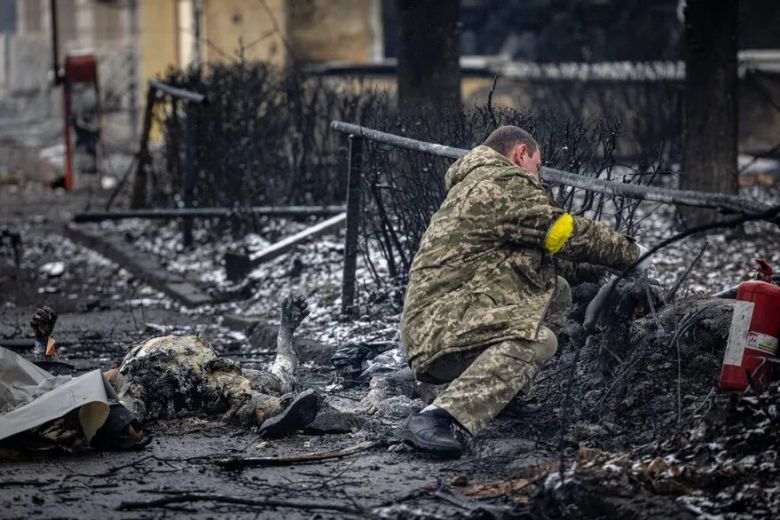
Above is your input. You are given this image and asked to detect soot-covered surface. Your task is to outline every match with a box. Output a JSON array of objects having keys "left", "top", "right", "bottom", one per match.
[{"left": 3, "top": 185, "right": 780, "bottom": 518}]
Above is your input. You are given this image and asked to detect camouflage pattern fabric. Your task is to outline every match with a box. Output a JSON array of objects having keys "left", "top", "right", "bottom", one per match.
[
  {"left": 416, "top": 278, "right": 569, "bottom": 435},
  {"left": 402, "top": 145, "right": 638, "bottom": 374},
  {"left": 426, "top": 327, "right": 559, "bottom": 435}
]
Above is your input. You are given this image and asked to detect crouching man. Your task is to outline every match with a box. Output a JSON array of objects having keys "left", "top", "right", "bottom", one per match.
[{"left": 397, "top": 126, "right": 647, "bottom": 457}]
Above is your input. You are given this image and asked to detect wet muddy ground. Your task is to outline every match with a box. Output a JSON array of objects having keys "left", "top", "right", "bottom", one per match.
[
  {"left": 3, "top": 420, "right": 528, "bottom": 519},
  {"left": 0, "top": 187, "right": 562, "bottom": 518},
  {"left": 2, "top": 184, "right": 780, "bottom": 518}
]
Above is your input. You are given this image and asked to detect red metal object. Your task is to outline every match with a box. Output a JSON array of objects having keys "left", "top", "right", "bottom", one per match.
[
  {"left": 720, "top": 280, "right": 780, "bottom": 390},
  {"left": 63, "top": 53, "right": 100, "bottom": 191},
  {"left": 754, "top": 258, "right": 773, "bottom": 282}
]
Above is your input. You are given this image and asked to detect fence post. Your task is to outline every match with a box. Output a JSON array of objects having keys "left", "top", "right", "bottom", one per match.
[
  {"left": 182, "top": 101, "right": 198, "bottom": 247},
  {"left": 341, "top": 134, "right": 363, "bottom": 315},
  {"left": 129, "top": 86, "right": 157, "bottom": 209}
]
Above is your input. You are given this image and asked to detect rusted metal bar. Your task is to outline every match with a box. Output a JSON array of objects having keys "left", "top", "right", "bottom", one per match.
[
  {"left": 72, "top": 206, "right": 346, "bottom": 222},
  {"left": 251, "top": 213, "right": 346, "bottom": 265},
  {"left": 331, "top": 121, "right": 463, "bottom": 159},
  {"left": 341, "top": 135, "right": 363, "bottom": 315},
  {"left": 148, "top": 79, "right": 206, "bottom": 103},
  {"left": 329, "top": 121, "right": 772, "bottom": 216}
]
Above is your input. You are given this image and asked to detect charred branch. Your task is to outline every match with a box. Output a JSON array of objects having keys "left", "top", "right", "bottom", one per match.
[
  {"left": 117, "top": 493, "right": 364, "bottom": 515},
  {"left": 214, "top": 440, "right": 382, "bottom": 469}
]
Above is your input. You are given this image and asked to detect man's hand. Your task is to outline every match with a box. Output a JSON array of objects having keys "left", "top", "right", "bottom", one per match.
[{"left": 30, "top": 306, "right": 57, "bottom": 340}]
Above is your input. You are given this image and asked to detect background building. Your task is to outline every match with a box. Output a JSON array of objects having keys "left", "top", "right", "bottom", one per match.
[{"left": 0, "top": 0, "right": 778, "bottom": 158}]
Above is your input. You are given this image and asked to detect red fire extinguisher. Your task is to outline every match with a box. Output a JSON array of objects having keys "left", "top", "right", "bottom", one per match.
[{"left": 720, "top": 259, "right": 780, "bottom": 391}]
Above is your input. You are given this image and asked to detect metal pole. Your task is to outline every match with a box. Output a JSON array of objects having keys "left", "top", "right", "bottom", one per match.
[
  {"left": 148, "top": 79, "right": 206, "bottom": 103},
  {"left": 329, "top": 120, "right": 772, "bottom": 216},
  {"left": 182, "top": 102, "right": 198, "bottom": 247},
  {"left": 341, "top": 135, "right": 363, "bottom": 315},
  {"left": 49, "top": 0, "right": 62, "bottom": 85},
  {"left": 192, "top": 0, "right": 203, "bottom": 74},
  {"left": 73, "top": 206, "right": 347, "bottom": 222},
  {"left": 126, "top": 0, "right": 139, "bottom": 140}
]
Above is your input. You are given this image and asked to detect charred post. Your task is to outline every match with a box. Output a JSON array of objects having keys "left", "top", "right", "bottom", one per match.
[
  {"left": 395, "top": 0, "right": 462, "bottom": 118},
  {"left": 130, "top": 86, "right": 157, "bottom": 209},
  {"left": 679, "top": 0, "right": 740, "bottom": 227},
  {"left": 341, "top": 135, "right": 363, "bottom": 315},
  {"left": 182, "top": 101, "right": 198, "bottom": 247}
]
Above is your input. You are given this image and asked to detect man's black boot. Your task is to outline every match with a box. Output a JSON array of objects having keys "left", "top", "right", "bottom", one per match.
[
  {"left": 259, "top": 389, "right": 319, "bottom": 438},
  {"left": 396, "top": 408, "right": 465, "bottom": 457}
]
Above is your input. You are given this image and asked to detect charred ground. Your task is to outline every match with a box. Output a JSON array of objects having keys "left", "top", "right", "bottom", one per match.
[{"left": 2, "top": 184, "right": 780, "bottom": 519}]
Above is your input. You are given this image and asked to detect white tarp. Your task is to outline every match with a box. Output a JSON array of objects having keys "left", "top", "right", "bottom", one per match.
[{"left": 0, "top": 347, "right": 109, "bottom": 442}]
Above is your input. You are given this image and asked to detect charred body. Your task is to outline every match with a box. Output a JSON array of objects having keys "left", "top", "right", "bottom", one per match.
[{"left": 113, "top": 296, "right": 318, "bottom": 435}]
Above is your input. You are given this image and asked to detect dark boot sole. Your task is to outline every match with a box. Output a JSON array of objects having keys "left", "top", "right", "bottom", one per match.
[
  {"left": 259, "top": 389, "right": 319, "bottom": 438},
  {"left": 395, "top": 426, "right": 464, "bottom": 458}
]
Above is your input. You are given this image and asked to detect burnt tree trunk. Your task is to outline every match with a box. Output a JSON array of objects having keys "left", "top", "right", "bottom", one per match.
[
  {"left": 678, "top": 0, "right": 739, "bottom": 228},
  {"left": 395, "top": 0, "right": 461, "bottom": 119}
]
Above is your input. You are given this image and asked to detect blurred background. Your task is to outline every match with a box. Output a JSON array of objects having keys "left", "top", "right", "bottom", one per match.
[
  {"left": 1, "top": 1, "right": 778, "bottom": 169},
  {"left": 1, "top": 1, "right": 779, "bottom": 292},
  {"left": 1, "top": 0, "right": 779, "bottom": 249}
]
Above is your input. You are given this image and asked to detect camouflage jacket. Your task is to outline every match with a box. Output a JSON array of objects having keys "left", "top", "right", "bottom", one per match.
[{"left": 401, "top": 145, "right": 638, "bottom": 371}]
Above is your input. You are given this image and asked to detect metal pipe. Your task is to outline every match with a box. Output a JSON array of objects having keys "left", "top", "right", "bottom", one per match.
[
  {"left": 329, "top": 121, "right": 772, "bottom": 216},
  {"left": 49, "top": 0, "right": 62, "bottom": 85},
  {"left": 148, "top": 79, "right": 206, "bottom": 103},
  {"left": 331, "top": 121, "right": 464, "bottom": 159},
  {"left": 192, "top": 0, "right": 203, "bottom": 74},
  {"left": 126, "top": 0, "right": 139, "bottom": 139},
  {"left": 341, "top": 135, "right": 363, "bottom": 315},
  {"left": 72, "top": 206, "right": 347, "bottom": 222}
]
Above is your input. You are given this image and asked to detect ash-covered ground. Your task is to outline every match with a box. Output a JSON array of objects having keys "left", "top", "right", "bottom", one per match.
[{"left": 2, "top": 180, "right": 780, "bottom": 519}]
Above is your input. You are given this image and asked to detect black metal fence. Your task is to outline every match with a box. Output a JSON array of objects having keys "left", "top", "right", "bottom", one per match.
[
  {"left": 120, "top": 63, "right": 386, "bottom": 244},
  {"left": 104, "top": 76, "right": 347, "bottom": 246},
  {"left": 332, "top": 119, "right": 771, "bottom": 314},
  {"left": 98, "top": 61, "right": 772, "bottom": 315},
  {"left": 332, "top": 110, "right": 658, "bottom": 315}
]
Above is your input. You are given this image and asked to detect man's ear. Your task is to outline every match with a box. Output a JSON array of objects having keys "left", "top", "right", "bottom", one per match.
[{"left": 510, "top": 143, "right": 526, "bottom": 165}]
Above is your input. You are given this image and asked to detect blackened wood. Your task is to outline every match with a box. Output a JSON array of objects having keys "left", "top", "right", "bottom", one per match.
[
  {"left": 182, "top": 103, "right": 197, "bottom": 247},
  {"left": 214, "top": 439, "right": 381, "bottom": 469},
  {"left": 395, "top": 0, "right": 461, "bottom": 117},
  {"left": 341, "top": 135, "right": 363, "bottom": 315},
  {"left": 679, "top": 0, "right": 739, "bottom": 227}
]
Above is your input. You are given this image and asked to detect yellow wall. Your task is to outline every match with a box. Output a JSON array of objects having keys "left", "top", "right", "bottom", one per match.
[
  {"left": 138, "top": 0, "right": 384, "bottom": 79},
  {"left": 203, "top": 0, "right": 288, "bottom": 65},
  {"left": 289, "top": 0, "right": 380, "bottom": 63},
  {"left": 139, "top": 0, "right": 179, "bottom": 82}
]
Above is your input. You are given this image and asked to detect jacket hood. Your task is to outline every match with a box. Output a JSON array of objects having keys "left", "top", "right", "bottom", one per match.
[{"left": 444, "top": 145, "right": 517, "bottom": 191}]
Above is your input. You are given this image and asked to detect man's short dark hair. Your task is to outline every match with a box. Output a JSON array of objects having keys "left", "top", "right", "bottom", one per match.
[{"left": 482, "top": 126, "right": 538, "bottom": 158}]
